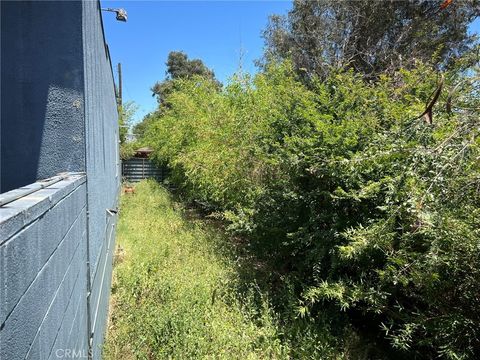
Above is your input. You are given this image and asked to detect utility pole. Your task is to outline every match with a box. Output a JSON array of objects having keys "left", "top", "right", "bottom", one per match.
[
  {"left": 238, "top": 44, "right": 245, "bottom": 76},
  {"left": 117, "top": 62, "right": 123, "bottom": 108}
]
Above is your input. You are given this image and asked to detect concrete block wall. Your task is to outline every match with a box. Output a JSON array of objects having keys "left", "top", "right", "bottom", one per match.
[{"left": 0, "top": 175, "right": 88, "bottom": 360}]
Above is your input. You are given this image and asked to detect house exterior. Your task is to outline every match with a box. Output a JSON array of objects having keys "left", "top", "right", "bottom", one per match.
[{"left": 0, "top": 1, "right": 120, "bottom": 359}]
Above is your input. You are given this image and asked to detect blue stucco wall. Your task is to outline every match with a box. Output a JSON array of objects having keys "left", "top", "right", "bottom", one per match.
[
  {"left": 0, "top": 1, "right": 86, "bottom": 193},
  {"left": 82, "top": 2, "right": 120, "bottom": 357},
  {"left": 0, "top": 1, "right": 120, "bottom": 359}
]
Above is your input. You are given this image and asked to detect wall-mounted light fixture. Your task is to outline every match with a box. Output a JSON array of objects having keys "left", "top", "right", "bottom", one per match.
[{"left": 101, "top": 7, "right": 127, "bottom": 22}]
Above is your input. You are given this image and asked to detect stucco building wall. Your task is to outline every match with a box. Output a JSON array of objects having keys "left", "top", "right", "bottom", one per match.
[
  {"left": 0, "top": 1, "right": 120, "bottom": 359},
  {"left": 82, "top": 2, "right": 120, "bottom": 357},
  {"left": 0, "top": 1, "right": 86, "bottom": 193}
]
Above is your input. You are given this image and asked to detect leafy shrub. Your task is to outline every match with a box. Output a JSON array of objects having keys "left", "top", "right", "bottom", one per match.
[{"left": 143, "top": 61, "right": 480, "bottom": 358}]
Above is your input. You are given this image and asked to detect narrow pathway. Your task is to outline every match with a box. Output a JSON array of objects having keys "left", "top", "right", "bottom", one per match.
[{"left": 104, "top": 180, "right": 288, "bottom": 359}]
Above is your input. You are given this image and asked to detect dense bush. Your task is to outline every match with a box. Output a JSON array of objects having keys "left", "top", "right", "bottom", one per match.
[{"left": 143, "top": 61, "right": 480, "bottom": 358}]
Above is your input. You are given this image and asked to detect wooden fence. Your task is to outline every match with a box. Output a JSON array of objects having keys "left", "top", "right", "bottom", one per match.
[{"left": 122, "top": 158, "right": 169, "bottom": 183}]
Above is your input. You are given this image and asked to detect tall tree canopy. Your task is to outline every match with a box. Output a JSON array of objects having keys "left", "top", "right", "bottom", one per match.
[
  {"left": 263, "top": 0, "right": 479, "bottom": 79},
  {"left": 152, "top": 51, "right": 219, "bottom": 105}
]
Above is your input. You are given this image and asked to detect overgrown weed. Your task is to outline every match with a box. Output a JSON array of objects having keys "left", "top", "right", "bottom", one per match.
[{"left": 104, "top": 181, "right": 348, "bottom": 359}]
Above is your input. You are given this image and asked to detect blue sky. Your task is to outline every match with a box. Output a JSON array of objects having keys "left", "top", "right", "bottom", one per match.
[
  {"left": 102, "top": 1, "right": 479, "bottom": 124},
  {"left": 101, "top": 0, "right": 293, "bottom": 123}
]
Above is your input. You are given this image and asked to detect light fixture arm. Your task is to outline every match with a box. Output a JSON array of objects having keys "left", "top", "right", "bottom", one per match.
[{"left": 101, "top": 8, "right": 127, "bottom": 22}]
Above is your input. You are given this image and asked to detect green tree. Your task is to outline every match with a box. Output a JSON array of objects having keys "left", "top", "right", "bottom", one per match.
[
  {"left": 118, "top": 101, "right": 139, "bottom": 160},
  {"left": 132, "top": 111, "right": 156, "bottom": 141},
  {"left": 151, "top": 51, "right": 220, "bottom": 105},
  {"left": 118, "top": 100, "right": 138, "bottom": 144},
  {"left": 262, "top": 0, "right": 479, "bottom": 80}
]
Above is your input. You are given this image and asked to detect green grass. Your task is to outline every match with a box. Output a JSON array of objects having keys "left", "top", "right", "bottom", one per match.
[{"left": 104, "top": 180, "right": 348, "bottom": 359}]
